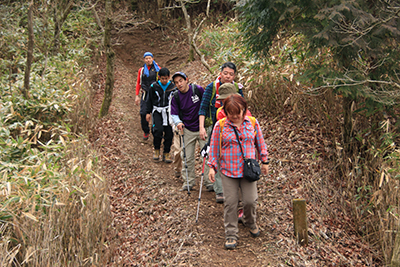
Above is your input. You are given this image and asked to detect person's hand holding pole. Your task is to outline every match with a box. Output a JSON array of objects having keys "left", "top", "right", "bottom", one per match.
[{"left": 177, "top": 122, "right": 185, "bottom": 133}]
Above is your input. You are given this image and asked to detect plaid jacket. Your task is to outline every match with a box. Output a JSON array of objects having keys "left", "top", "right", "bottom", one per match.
[{"left": 207, "top": 116, "right": 268, "bottom": 178}]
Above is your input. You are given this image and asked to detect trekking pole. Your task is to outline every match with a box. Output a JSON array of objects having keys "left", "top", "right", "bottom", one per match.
[
  {"left": 181, "top": 132, "right": 191, "bottom": 195},
  {"left": 195, "top": 157, "right": 206, "bottom": 223}
]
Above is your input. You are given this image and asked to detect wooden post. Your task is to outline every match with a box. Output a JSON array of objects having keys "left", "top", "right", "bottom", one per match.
[
  {"left": 293, "top": 199, "right": 308, "bottom": 246},
  {"left": 391, "top": 224, "right": 400, "bottom": 266}
]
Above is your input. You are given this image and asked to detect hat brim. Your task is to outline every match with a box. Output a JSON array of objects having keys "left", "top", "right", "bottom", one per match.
[{"left": 217, "top": 93, "right": 240, "bottom": 100}]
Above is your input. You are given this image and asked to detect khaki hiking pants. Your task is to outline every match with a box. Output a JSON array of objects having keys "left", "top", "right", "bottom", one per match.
[
  {"left": 180, "top": 127, "right": 212, "bottom": 189},
  {"left": 221, "top": 172, "right": 258, "bottom": 240}
]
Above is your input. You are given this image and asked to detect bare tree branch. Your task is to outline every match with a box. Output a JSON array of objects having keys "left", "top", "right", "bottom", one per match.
[
  {"left": 192, "top": 17, "right": 212, "bottom": 73},
  {"left": 328, "top": 3, "right": 400, "bottom": 49},
  {"left": 90, "top": 1, "right": 104, "bottom": 32}
]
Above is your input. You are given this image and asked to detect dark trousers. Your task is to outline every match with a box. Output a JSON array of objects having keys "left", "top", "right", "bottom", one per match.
[
  {"left": 152, "top": 111, "right": 173, "bottom": 153},
  {"left": 139, "top": 92, "right": 150, "bottom": 134},
  {"left": 140, "top": 114, "right": 149, "bottom": 134}
]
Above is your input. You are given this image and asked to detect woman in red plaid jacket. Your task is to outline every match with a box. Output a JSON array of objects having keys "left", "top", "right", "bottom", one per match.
[{"left": 207, "top": 94, "right": 269, "bottom": 250}]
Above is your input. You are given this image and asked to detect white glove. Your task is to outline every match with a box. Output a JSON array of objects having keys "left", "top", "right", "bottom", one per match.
[{"left": 200, "top": 143, "right": 210, "bottom": 158}]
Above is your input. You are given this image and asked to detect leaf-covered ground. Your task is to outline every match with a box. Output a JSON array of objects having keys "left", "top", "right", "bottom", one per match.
[{"left": 90, "top": 25, "right": 381, "bottom": 266}]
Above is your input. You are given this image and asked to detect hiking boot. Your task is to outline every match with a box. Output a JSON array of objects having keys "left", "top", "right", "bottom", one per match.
[
  {"left": 249, "top": 225, "right": 260, "bottom": 238},
  {"left": 163, "top": 152, "right": 172, "bottom": 163},
  {"left": 206, "top": 184, "right": 214, "bottom": 192},
  {"left": 224, "top": 238, "right": 237, "bottom": 249},
  {"left": 143, "top": 133, "right": 150, "bottom": 140},
  {"left": 238, "top": 208, "right": 244, "bottom": 224},
  {"left": 216, "top": 193, "right": 224, "bottom": 203},
  {"left": 153, "top": 149, "right": 160, "bottom": 161}
]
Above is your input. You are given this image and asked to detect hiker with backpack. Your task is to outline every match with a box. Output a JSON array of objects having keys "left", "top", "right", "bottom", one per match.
[
  {"left": 145, "top": 67, "right": 175, "bottom": 163},
  {"left": 213, "top": 83, "right": 253, "bottom": 223},
  {"left": 170, "top": 72, "right": 214, "bottom": 191},
  {"left": 135, "top": 52, "right": 161, "bottom": 140},
  {"left": 207, "top": 94, "right": 269, "bottom": 250},
  {"left": 199, "top": 62, "right": 244, "bottom": 203}
]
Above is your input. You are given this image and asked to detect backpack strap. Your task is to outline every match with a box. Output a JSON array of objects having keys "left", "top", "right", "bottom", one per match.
[
  {"left": 249, "top": 116, "right": 256, "bottom": 133},
  {"left": 216, "top": 106, "right": 223, "bottom": 120},
  {"left": 173, "top": 90, "right": 181, "bottom": 119},
  {"left": 211, "top": 81, "right": 217, "bottom": 103},
  {"left": 191, "top": 83, "right": 202, "bottom": 101},
  {"left": 218, "top": 117, "right": 227, "bottom": 160}
]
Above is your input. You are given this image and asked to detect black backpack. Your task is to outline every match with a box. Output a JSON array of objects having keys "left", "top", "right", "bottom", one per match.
[{"left": 173, "top": 83, "right": 202, "bottom": 119}]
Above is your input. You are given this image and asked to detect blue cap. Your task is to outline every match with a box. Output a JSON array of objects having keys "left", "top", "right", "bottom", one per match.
[
  {"left": 143, "top": 52, "right": 153, "bottom": 58},
  {"left": 172, "top": 72, "right": 187, "bottom": 81}
]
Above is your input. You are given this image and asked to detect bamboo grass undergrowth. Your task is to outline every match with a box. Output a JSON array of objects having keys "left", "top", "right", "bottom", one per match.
[{"left": 0, "top": 2, "right": 109, "bottom": 266}]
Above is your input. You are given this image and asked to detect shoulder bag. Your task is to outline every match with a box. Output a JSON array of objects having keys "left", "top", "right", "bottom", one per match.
[{"left": 233, "top": 127, "right": 261, "bottom": 182}]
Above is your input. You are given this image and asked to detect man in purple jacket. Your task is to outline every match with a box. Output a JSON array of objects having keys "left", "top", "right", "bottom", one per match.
[{"left": 170, "top": 72, "right": 213, "bottom": 191}]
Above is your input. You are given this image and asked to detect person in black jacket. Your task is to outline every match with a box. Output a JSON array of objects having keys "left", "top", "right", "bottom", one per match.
[
  {"left": 146, "top": 67, "right": 175, "bottom": 162},
  {"left": 135, "top": 52, "right": 161, "bottom": 140}
]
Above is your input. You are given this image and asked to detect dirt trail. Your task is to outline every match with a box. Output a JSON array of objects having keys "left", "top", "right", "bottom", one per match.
[
  {"left": 91, "top": 25, "right": 377, "bottom": 266},
  {"left": 90, "top": 26, "right": 281, "bottom": 266}
]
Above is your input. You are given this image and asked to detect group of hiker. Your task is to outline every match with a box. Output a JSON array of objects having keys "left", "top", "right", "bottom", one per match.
[{"left": 134, "top": 52, "right": 269, "bottom": 250}]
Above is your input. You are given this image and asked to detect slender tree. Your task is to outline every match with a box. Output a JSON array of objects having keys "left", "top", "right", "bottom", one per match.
[
  {"left": 22, "top": 1, "right": 34, "bottom": 99},
  {"left": 191, "top": 0, "right": 212, "bottom": 73},
  {"left": 99, "top": 0, "right": 115, "bottom": 118},
  {"left": 162, "top": 0, "right": 212, "bottom": 68},
  {"left": 52, "top": 0, "right": 74, "bottom": 55},
  {"left": 178, "top": 0, "right": 195, "bottom": 62}
]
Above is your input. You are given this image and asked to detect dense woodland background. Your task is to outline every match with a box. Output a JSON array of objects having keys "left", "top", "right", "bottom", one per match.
[{"left": 1, "top": 0, "right": 400, "bottom": 266}]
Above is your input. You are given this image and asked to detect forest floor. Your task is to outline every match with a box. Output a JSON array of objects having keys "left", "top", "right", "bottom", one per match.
[{"left": 89, "top": 23, "right": 381, "bottom": 266}]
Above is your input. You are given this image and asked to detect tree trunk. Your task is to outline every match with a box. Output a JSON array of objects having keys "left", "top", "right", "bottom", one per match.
[
  {"left": 191, "top": 0, "right": 212, "bottom": 73},
  {"left": 99, "top": 0, "right": 115, "bottom": 118},
  {"left": 22, "top": 2, "right": 34, "bottom": 99},
  {"left": 53, "top": 8, "right": 60, "bottom": 55},
  {"left": 179, "top": 0, "right": 194, "bottom": 62},
  {"left": 52, "top": 0, "right": 74, "bottom": 55},
  {"left": 157, "top": 0, "right": 166, "bottom": 24},
  {"left": 234, "top": 0, "right": 239, "bottom": 19},
  {"left": 192, "top": 18, "right": 212, "bottom": 74}
]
